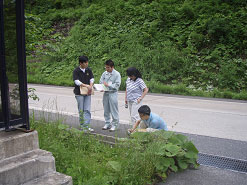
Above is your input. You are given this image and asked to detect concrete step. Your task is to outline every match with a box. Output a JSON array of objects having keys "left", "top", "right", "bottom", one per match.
[
  {"left": 0, "top": 149, "right": 55, "bottom": 185},
  {"left": 23, "top": 172, "right": 72, "bottom": 185},
  {"left": 0, "top": 130, "right": 39, "bottom": 161}
]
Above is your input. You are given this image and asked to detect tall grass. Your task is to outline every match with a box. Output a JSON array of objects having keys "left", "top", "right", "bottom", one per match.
[{"left": 31, "top": 119, "right": 199, "bottom": 185}]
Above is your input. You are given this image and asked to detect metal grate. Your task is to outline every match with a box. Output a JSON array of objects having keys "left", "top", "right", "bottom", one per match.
[{"left": 198, "top": 153, "right": 247, "bottom": 173}]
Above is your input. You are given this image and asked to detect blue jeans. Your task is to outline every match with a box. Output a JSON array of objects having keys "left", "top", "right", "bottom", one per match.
[{"left": 75, "top": 95, "right": 91, "bottom": 128}]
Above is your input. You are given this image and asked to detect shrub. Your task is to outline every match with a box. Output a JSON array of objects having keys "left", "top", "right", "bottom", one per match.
[{"left": 31, "top": 120, "right": 199, "bottom": 185}]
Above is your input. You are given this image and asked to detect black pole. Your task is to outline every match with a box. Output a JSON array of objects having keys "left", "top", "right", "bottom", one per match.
[
  {"left": 16, "top": 0, "right": 30, "bottom": 130},
  {"left": 0, "top": 0, "right": 11, "bottom": 130}
]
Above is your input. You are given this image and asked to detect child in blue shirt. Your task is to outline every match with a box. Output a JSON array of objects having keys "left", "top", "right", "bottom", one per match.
[{"left": 128, "top": 105, "right": 168, "bottom": 134}]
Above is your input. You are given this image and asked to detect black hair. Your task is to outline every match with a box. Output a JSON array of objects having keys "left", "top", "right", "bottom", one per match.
[
  {"left": 105, "top": 59, "right": 114, "bottom": 67},
  {"left": 126, "top": 67, "right": 142, "bottom": 80},
  {"left": 79, "top": 56, "right": 88, "bottom": 64},
  {"left": 138, "top": 105, "right": 151, "bottom": 116}
]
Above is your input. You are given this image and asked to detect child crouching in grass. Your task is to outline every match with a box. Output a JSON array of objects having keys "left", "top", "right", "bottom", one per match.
[{"left": 128, "top": 105, "right": 168, "bottom": 134}]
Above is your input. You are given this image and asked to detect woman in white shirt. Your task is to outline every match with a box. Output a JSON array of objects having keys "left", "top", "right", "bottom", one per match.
[{"left": 125, "top": 67, "right": 149, "bottom": 125}]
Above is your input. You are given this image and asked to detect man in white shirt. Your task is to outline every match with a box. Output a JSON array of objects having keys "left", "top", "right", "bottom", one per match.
[{"left": 100, "top": 59, "right": 121, "bottom": 131}]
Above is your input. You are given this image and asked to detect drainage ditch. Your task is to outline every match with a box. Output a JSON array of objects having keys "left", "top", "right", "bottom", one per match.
[{"left": 198, "top": 153, "right": 247, "bottom": 173}]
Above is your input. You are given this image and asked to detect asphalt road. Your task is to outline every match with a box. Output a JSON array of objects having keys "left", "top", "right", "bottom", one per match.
[{"left": 28, "top": 84, "right": 247, "bottom": 142}]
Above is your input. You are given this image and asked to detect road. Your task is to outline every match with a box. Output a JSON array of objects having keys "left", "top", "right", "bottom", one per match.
[{"left": 28, "top": 84, "right": 247, "bottom": 142}]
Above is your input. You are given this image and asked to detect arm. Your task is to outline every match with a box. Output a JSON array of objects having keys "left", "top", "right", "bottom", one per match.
[
  {"left": 86, "top": 78, "right": 94, "bottom": 95},
  {"left": 78, "top": 81, "right": 91, "bottom": 88},
  {"left": 128, "top": 120, "right": 141, "bottom": 133},
  {"left": 125, "top": 90, "right": 127, "bottom": 104},
  {"left": 89, "top": 79, "right": 94, "bottom": 87},
  {"left": 88, "top": 70, "right": 94, "bottom": 89},
  {"left": 107, "top": 73, "right": 121, "bottom": 90},
  {"left": 137, "top": 87, "right": 148, "bottom": 103},
  {"left": 99, "top": 72, "right": 105, "bottom": 84},
  {"left": 73, "top": 69, "right": 89, "bottom": 88}
]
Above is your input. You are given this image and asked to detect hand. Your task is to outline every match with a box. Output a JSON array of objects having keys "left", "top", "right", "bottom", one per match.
[
  {"left": 103, "top": 82, "right": 108, "bottom": 87},
  {"left": 87, "top": 85, "right": 92, "bottom": 90},
  {"left": 137, "top": 98, "right": 142, "bottom": 103},
  {"left": 128, "top": 129, "right": 134, "bottom": 134},
  {"left": 125, "top": 100, "right": 127, "bottom": 104}
]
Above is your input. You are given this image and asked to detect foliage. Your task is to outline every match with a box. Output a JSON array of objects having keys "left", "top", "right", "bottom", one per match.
[
  {"left": 9, "top": 85, "right": 40, "bottom": 102},
  {"left": 25, "top": 0, "right": 247, "bottom": 99},
  {"left": 31, "top": 120, "right": 199, "bottom": 185}
]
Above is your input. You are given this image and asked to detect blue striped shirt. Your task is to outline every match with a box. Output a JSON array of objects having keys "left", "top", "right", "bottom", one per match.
[{"left": 126, "top": 77, "right": 147, "bottom": 102}]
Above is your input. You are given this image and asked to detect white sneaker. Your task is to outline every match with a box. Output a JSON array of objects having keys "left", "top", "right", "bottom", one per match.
[
  {"left": 109, "top": 125, "right": 116, "bottom": 132},
  {"left": 102, "top": 125, "right": 111, "bottom": 130},
  {"left": 88, "top": 128, "right": 94, "bottom": 132}
]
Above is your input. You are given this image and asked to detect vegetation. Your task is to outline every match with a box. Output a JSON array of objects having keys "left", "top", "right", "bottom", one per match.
[
  {"left": 31, "top": 120, "right": 199, "bottom": 185},
  {"left": 25, "top": 0, "right": 247, "bottom": 99}
]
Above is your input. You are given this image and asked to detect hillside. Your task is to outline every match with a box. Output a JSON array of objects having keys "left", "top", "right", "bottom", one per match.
[{"left": 25, "top": 0, "right": 247, "bottom": 99}]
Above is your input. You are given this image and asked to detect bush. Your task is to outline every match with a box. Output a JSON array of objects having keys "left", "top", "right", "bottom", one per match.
[
  {"left": 25, "top": 0, "right": 247, "bottom": 99},
  {"left": 31, "top": 120, "right": 199, "bottom": 185}
]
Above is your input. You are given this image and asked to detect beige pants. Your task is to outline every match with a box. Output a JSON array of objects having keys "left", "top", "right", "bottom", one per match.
[{"left": 128, "top": 100, "right": 142, "bottom": 125}]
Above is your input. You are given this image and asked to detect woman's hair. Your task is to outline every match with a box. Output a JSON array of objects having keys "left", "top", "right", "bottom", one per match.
[
  {"left": 138, "top": 105, "right": 151, "bottom": 116},
  {"left": 126, "top": 67, "right": 142, "bottom": 80}
]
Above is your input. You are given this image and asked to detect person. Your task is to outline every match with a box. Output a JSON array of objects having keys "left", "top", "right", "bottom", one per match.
[
  {"left": 128, "top": 105, "right": 168, "bottom": 134},
  {"left": 73, "top": 56, "right": 94, "bottom": 132},
  {"left": 100, "top": 59, "right": 121, "bottom": 131},
  {"left": 125, "top": 67, "right": 148, "bottom": 126}
]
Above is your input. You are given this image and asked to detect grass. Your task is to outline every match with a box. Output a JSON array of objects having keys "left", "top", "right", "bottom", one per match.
[
  {"left": 31, "top": 119, "right": 199, "bottom": 185},
  {"left": 27, "top": 61, "right": 247, "bottom": 100}
]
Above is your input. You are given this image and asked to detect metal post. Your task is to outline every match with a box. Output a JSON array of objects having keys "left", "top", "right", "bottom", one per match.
[{"left": 16, "top": 0, "right": 30, "bottom": 130}]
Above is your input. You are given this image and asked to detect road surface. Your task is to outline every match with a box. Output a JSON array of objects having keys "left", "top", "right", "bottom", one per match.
[{"left": 28, "top": 84, "right": 247, "bottom": 142}]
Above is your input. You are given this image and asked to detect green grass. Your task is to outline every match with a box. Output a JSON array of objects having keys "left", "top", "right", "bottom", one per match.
[
  {"left": 31, "top": 119, "right": 199, "bottom": 185},
  {"left": 27, "top": 61, "right": 247, "bottom": 100}
]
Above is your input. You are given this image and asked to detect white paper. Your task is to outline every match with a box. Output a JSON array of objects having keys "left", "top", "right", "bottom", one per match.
[{"left": 93, "top": 84, "right": 108, "bottom": 91}]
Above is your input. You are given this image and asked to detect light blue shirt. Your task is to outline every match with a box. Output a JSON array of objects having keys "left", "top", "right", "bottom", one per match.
[
  {"left": 100, "top": 69, "right": 121, "bottom": 91},
  {"left": 142, "top": 113, "right": 168, "bottom": 131}
]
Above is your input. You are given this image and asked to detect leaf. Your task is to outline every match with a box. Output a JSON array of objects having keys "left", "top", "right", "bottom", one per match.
[
  {"left": 163, "top": 158, "right": 172, "bottom": 167},
  {"left": 175, "top": 134, "right": 188, "bottom": 144},
  {"left": 154, "top": 145, "right": 166, "bottom": 156},
  {"left": 157, "top": 172, "right": 167, "bottom": 180},
  {"left": 155, "top": 157, "right": 170, "bottom": 171},
  {"left": 155, "top": 161, "right": 165, "bottom": 171},
  {"left": 170, "top": 164, "right": 178, "bottom": 172},
  {"left": 168, "top": 136, "right": 181, "bottom": 145},
  {"left": 70, "top": 127, "right": 81, "bottom": 134},
  {"left": 108, "top": 161, "right": 121, "bottom": 172},
  {"left": 185, "top": 151, "right": 198, "bottom": 159},
  {"left": 159, "top": 131, "right": 174, "bottom": 140},
  {"left": 58, "top": 124, "right": 69, "bottom": 130},
  {"left": 177, "top": 160, "right": 188, "bottom": 169},
  {"left": 183, "top": 142, "right": 199, "bottom": 153},
  {"left": 165, "top": 143, "right": 180, "bottom": 156},
  {"left": 166, "top": 152, "right": 174, "bottom": 157}
]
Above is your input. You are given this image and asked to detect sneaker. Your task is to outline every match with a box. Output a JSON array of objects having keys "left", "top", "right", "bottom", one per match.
[
  {"left": 102, "top": 125, "right": 111, "bottom": 130},
  {"left": 88, "top": 128, "right": 94, "bottom": 132},
  {"left": 109, "top": 125, "right": 116, "bottom": 132},
  {"left": 81, "top": 127, "right": 94, "bottom": 133}
]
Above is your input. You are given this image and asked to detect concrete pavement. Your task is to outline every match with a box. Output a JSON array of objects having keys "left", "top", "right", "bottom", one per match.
[{"left": 28, "top": 84, "right": 247, "bottom": 141}]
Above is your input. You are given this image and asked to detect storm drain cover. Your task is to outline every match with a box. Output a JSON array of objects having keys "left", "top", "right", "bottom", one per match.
[{"left": 198, "top": 153, "right": 247, "bottom": 173}]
